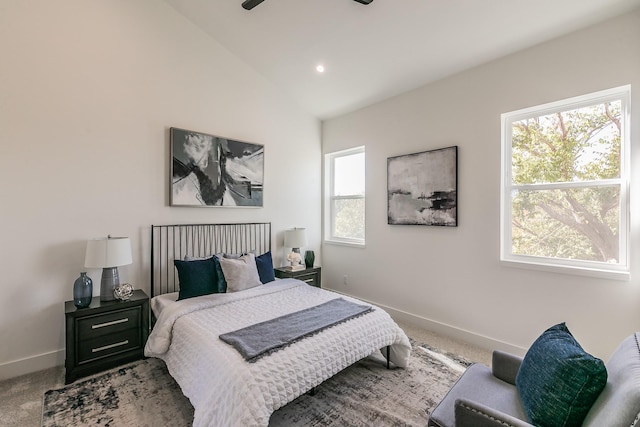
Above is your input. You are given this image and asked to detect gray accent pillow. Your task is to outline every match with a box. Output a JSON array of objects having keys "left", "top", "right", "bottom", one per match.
[{"left": 218, "top": 253, "right": 262, "bottom": 292}]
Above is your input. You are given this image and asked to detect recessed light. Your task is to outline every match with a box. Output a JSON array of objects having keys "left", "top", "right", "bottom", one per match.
[{"left": 316, "top": 64, "right": 325, "bottom": 73}]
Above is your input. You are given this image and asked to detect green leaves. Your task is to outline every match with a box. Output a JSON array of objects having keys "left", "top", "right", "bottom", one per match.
[
  {"left": 510, "top": 101, "right": 622, "bottom": 263},
  {"left": 512, "top": 102, "right": 621, "bottom": 185}
]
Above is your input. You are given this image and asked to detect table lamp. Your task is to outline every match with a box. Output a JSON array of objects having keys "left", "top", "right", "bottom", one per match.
[
  {"left": 284, "top": 228, "right": 306, "bottom": 269},
  {"left": 284, "top": 228, "right": 307, "bottom": 254},
  {"left": 85, "top": 236, "right": 132, "bottom": 301}
]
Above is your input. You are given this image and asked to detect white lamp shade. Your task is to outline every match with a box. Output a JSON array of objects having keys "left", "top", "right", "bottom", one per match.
[
  {"left": 284, "top": 228, "right": 307, "bottom": 249},
  {"left": 84, "top": 237, "right": 133, "bottom": 268}
]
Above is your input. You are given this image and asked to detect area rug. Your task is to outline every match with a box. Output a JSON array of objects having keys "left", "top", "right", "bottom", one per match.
[{"left": 42, "top": 340, "right": 471, "bottom": 427}]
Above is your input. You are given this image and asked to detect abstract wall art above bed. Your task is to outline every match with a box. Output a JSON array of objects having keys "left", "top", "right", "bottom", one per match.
[
  {"left": 387, "top": 146, "right": 458, "bottom": 226},
  {"left": 170, "top": 127, "right": 264, "bottom": 207}
]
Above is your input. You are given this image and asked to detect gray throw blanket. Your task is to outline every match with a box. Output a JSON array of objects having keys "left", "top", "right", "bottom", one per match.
[{"left": 219, "top": 298, "right": 373, "bottom": 362}]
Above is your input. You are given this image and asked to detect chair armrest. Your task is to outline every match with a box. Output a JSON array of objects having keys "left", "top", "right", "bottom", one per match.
[
  {"left": 454, "top": 398, "right": 533, "bottom": 427},
  {"left": 491, "top": 350, "right": 523, "bottom": 385}
]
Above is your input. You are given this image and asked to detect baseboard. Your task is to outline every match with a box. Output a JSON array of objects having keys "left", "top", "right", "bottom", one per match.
[
  {"left": 1, "top": 291, "right": 527, "bottom": 382},
  {"left": 0, "top": 349, "right": 64, "bottom": 381},
  {"left": 325, "top": 287, "right": 527, "bottom": 357}
]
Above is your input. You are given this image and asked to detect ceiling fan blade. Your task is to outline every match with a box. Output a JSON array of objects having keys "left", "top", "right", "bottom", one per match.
[
  {"left": 242, "top": 0, "right": 265, "bottom": 10},
  {"left": 243, "top": 0, "right": 372, "bottom": 10}
]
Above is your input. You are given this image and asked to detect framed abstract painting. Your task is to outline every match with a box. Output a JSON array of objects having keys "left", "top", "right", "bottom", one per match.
[
  {"left": 170, "top": 127, "right": 264, "bottom": 207},
  {"left": 387, "top": 146, "right": 457, "bottom": 226}
]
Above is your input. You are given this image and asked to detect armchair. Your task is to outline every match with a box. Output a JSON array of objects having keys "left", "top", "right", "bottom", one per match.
[{"left": 428, "top": 333, "right": 640, "bottom": 427}]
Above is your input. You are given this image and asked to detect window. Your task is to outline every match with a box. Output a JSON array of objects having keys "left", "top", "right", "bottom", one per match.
[
  {"left": 501, "top": 86, "right": 630, "bottom": 278},
  {"left": 325, "top": 146, "right": 365, "bottom": 245}
]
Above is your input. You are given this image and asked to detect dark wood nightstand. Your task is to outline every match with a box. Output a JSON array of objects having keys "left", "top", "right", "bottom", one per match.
[
  {"left": 64, "top": 289, "right": 150, "bottom": 384},
  {"left": 274, "top": 266, "right": 321, "bottom": 288}
]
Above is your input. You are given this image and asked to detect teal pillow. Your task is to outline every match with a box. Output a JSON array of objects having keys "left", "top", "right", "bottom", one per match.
[
  {"left": 174, "top": 258, "right": 218, "bottom": 300},
  {"left": 212, "top": 255, "right": 227, "bottom": 293},
  {"left": 516, "top": 323, "right": 607, "bottom": 427}
]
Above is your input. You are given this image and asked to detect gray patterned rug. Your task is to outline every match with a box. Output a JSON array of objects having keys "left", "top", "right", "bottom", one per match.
[{"left": 42, "top": 340, "right": 471, "bottom": 426}]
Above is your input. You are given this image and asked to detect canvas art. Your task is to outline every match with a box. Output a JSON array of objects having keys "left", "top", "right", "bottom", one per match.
[
  {"left": 387, "top": 146, "right": 457, "bottom": 226},
  {"left": 170, "top": 127, "right": 264, "bottom": 207}
]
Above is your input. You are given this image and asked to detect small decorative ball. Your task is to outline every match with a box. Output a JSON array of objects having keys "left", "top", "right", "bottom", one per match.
[{"left": 114, "top": 283, "right": 134, "bottom": 301}]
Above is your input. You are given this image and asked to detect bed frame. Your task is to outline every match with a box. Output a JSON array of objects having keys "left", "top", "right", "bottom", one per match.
[
  {"left": 149, "top": 221, "right": 391, "bottom": 370},
  {"left": 150, "top": 222, "right": 271, "bottom": 298}
]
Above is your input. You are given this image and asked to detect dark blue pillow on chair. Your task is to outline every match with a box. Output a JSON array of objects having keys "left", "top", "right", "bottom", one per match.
[
  {"left": 174, "top": 257, "right": 218, "bottom": 300},
  {"left": 255, "top": 251, "right": 275, "bottom": 283},
  {"left": 516, "top": 323, "right": 607, "bottom": 427}
]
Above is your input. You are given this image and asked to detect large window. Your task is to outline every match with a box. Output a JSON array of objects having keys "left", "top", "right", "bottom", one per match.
[
  {"left": 501, "top": 86, "right": 630, "bottom": 278},
  {"left": 325, "top": 146, "right": 365, "bottom": 245}
]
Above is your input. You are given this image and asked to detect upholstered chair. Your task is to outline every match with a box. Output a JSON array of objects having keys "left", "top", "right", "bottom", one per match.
[{"left": 428, "top": 332, "right": 640, "bottom": 427}]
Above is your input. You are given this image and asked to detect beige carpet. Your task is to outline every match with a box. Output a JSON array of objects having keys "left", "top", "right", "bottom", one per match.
[
  {"left": 41, "top": 340, "right": 471, "bottom": 427},
  {"left": 0, "top": 366, "right": 64, "bottom": 427}
]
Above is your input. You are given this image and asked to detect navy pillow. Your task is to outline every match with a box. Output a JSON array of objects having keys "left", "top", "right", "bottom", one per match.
[
  {"left": 516, "top": 323, "right": 607, "bottom": 427},
  {"left": 174, "top": 258, "right": 218, "bottom": 300},
  {"left": 255, "top": 251, "right": 275, "bottom": 283},
  {"left": 212, "top": 255, "right": 227, "bottom": 293}
]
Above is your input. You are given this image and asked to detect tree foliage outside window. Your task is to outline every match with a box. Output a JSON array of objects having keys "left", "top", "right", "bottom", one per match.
[
  {"left": 325, "top": 147, "right": 365, "bottom": 245},
  {"left": 501, "top": 86, "right": 630, "bottom": 276}
]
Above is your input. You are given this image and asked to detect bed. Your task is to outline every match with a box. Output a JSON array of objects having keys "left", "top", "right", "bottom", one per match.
[{"left": 144, "top": 223, "right": 411, "bottom": 427}]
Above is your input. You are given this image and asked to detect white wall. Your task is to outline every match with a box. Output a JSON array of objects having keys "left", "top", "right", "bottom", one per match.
[
  {"left": 322, "top": 9, "right": 640, "bottom": 360},
  {"left": 0, "top": 0, "right": 321, "bottom": 379}
]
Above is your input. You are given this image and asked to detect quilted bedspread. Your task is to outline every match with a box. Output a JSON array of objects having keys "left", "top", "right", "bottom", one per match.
[{"left": 145, "top": 279, "right": 412, "bottom": 427}]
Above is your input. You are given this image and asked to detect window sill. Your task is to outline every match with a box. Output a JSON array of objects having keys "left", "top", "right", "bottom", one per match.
[
  {"left": 323, "top": 239, "right": 365, "bottom": 249},
  {"left": 500, "top": 259, "right": 630, "bottom": 281}
]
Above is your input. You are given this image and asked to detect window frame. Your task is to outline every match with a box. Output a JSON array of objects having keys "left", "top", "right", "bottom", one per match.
[
  {"left": 324, "top": 146, "right": 365, "bottom": 247},
  {"left": 500, "top": 85, "right": 631, "bottom": 279}
]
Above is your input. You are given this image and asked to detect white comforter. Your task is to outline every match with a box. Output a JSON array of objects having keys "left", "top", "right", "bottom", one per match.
[{"left": 145, "top": 279, "right": 411, "bottom": 427}]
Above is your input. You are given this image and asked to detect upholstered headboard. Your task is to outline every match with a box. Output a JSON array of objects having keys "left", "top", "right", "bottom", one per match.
[{"left": 150, "top": 222, "right": 271, "bottom": 298}]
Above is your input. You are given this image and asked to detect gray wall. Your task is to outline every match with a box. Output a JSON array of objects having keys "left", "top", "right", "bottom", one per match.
[
  {"left": 0, "top": 0, "right": 321, "bottom": 379},
  {"left": 322, "top": 9, "right": 640, "bottom": 360}
]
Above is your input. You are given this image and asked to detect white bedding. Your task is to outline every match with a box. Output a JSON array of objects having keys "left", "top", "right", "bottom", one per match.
[
  {"left": 150, "top": 292, "right": 178, "bottom": 318},
  {"left": 145, "top": 278, "right": 411, "bottom": 427}
]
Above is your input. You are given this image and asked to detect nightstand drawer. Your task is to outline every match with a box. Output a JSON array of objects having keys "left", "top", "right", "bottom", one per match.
[
  {"left": 274, "top": 266, "right": 321, "bottom": 288},
  {"left": 295, "top": 272, "right": 317, "bottom": 286},
  {"left": 77, "top": 307, "right": 141, "bottom": 339},
  {"left": 77, "top": 328, "right": 142, "bottom": 364}
]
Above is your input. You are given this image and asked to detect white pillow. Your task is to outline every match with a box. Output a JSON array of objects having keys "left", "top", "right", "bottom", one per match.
[{"left": 218, "top": 253, "right": 262, "bottom": 292}]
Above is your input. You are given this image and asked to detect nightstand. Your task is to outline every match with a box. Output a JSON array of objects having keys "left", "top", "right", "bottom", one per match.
[
  {"left": 274, "top": 266, "right": 321, "bottom": 288},
  {"left": 64, "top": 289, "right": 149, "bottom": 384}
]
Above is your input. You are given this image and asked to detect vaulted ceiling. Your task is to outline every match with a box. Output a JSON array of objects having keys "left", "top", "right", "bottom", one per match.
[{"left": 164, "top": 0, "right": 640, "bottom": 119}]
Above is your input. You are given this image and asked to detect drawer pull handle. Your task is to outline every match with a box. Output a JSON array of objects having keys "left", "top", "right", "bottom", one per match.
[
  {"left": 303, "top": 278, "right": 314, "bottom": 283},
  {"left": 92, "top": 340, "right": 129, "bottom": 353},
  {"left": 92, "top": 318, "right": 129, "bottom": 329}
]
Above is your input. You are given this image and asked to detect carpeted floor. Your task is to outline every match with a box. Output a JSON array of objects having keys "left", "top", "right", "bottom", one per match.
[
  {"left": 0, "top": 366, "right": 64, "bottom": 427},
  {"left": 41, "top": 340, "right": 471, "bottom": 427}
]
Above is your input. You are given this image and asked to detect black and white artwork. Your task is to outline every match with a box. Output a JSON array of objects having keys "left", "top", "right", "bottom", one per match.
[
  {"left": 170, "top": 127, "right": 264, "bottom": 207},
  {"left": 387, "top": 146, "right": 457, "bottom": 226}
]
